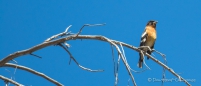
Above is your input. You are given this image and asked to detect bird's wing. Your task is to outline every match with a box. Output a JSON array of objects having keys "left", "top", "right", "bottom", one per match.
[{"left": 140, "top": 30, "right": 148, "bottom": 46}]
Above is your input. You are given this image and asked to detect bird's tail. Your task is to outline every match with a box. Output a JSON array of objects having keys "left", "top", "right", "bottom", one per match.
[{"left": 137, "top": 53, "right": 144, "bottom": 68}]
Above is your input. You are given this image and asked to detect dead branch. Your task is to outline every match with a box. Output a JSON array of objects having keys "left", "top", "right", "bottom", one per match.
[
  {"left": 30, "top": 53, "right": 42, "bottom": 58},
  {"left": 102, "top": 38, "right": 137, "bottom": 86},
  {"left": 110, "top": 44, "right": 116, "bottom": 77},
  {"left": 45, "top": 25, "right": 72, "bottom": 42},
  {"left": 58, "top": 43, "right": 104, "bottom": 72},
  {"left": 0, "top": 75, "right": 23, "bottom": 86},
  {"left": 2, "top": 63, "right": 63, "bottom": 86},
  {"left": 0, "top": 34, "right": 191, "bottom": 86},
  {"left": 76, "top": 23, "right": 106, "bottom": 37},
  {"left": 151, "top": 49, "right": 167, "bottom": 86}
]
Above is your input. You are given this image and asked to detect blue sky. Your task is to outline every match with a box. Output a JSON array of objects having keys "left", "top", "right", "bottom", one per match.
[{"left": 0, "top": 0, "right": 200, "bottom": 86}]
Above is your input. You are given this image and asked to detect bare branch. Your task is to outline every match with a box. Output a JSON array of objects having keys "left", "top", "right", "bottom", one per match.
[
  {"left": 4, "top": 68, "right": 16, "bottom": 86},
  {"left": 64, "top": 42, "right": 70, "bottom": 48},
  {"left": 130, "top": 68, "right": 148, "bottom": 73},
  {"left": 30, "top": 53, "right": 42, "bottom": 58},
  {"left": 11, "top": 59, "right": 18, "bottom": 64},
  {"left": 152, "top": 49, "right": 166, "bottom": 57},
  {"left": 0, "top": 75, "right": 23, "bottom": 86},
  {"left": 115, "top": 54, "right": 121, "bottom": 86},
  {"left": 64, "top": 25, "right": 72, "bottom": 33},
  {"left": 58, "top": 43, "right": 104, "bottom": 72},
  {"left": 76, "top": 23, "right": 106, "bottom": 37},
  {"left": 2, "top": 63, "right": 63, "bottom": 86},
  {"left": 45, "top": 25, "right": 72, "bottom": 42},
  {"left": 104, "top": 40, "right": 137, "bottom": 86},
  {"left": 110, "top": 44, "right": 116, "bottom": 77},
  {"left": 120, "top": 43, "right": 127, "bottom": 63},
  {"left": 0, "top": 35, "right": 191, "bottom": 86},
  {"left": 127, "top": 78, "right": 130, "bottom": 86},
  {"left": 142, "top": 53, "right": 151, "bottom": 70},
  {"left": 61, "top": 42, "right": 72, "bottom": 64},
  {"left": 144, "top": 53, "right": 190, "bottom": 86},
  {"left": 152, "top": 49, "right": 167, "bottom": 86}
]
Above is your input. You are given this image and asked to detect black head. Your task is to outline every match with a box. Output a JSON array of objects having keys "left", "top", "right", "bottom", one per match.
[{"left": 146, "top": 20, "right": 158, "bottom": 28}]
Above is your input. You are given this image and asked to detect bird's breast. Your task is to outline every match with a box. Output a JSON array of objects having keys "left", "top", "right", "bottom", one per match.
[
  {"left": 146, "top": 26, "right": 157, "bottom": 39},
  {"left": 144, "top": 27, "right": 157, "bottom": 46}
]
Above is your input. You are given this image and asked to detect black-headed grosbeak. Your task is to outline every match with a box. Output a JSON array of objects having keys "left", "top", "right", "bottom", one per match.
[{"left": 138, "top": 20, "right": 158, "bottom": 68}]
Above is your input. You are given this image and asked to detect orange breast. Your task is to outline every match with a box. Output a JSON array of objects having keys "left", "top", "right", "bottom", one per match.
[{"left": 144, "top": 26, "right": 157, "bottom": 46}]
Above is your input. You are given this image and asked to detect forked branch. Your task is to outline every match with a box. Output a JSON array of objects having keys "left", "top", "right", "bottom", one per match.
[{"left": 58, "top": 43, "right": 104, "bottom": 72}]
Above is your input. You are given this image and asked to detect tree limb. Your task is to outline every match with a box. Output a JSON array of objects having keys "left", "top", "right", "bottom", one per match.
[
  {"left": 2, "top": 63, "right": 63, "bottom": 86},
  {"left": 0, "top": 35, "right": 191, "bottom": 86},
  {"left": 0, "top": 75, "right": 23, "bottom": 86}
]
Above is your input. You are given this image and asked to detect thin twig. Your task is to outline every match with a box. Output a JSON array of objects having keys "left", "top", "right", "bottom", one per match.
[
  {"left": 128, "top": 49, "right": 149, "bottom": 73},
  {"left": 30, "top": 53, "right": 42, "bottom": 58},
  {"left": 58, "top": 43, "right": 104, "bottom": 72},
  {"left": 0, "top": 75, "right": 23, "bottom": 86},
  {"left": 152, "top": 49, "right": 167, "bottom": 86},
  {"left": 127, "top": 78, "right": 130, "bottom": 86},
  {"left": 63, "top": 42, "right": 71, "bottom": 64},
  {"left": 115, "top": 54, "right": 121, "bottom": 86},
  {"left": 3, "top": 63, "right": 63, "bottom": 86},
  {"left": 119, "top": 43, "right": 138, "bottom": 85},
  {"left": 130, "top": 67, "right": 148, "bottom": 73},
  {"left": 142, "top": 54, "right": 151, "bottom": 70},
  {"left": 4, "top": 69, "right": 14, "bottom": 86},
  {"left": 120, "top": 43, "right": 127, "bottom": 63},
  {"left": 11, "top": 59, "right": 17, "bottom": 64},
  {"left": 138, "top": 50, "right": 151, "bottom": 70},
  {"left": 152, "top": 49, "right": 166, "bottom": 57},
  {"left": 64, "top": 42, "right": 70, "bottom": 48},
  {"left": 68, "top": 57, "right": 72, "bottom": 65},
  {"left": 65, "top": 25, "right": 72, "bottom": 33},
  {"left": 110, "top": 44, "right": 116, "bottom": 77},
  {"left": 45, "top": 25, "right": 72, "bottom": 42},
  {"left": 76, "top": 23, "right": 106, "bottom": 37},
  {"left": 106, "top": 40, "right": 137, "bottom": 86},
  {"left": 138, "top": 46, "right": 153, "bottom": 70},
  {"left": 5, "top": 65, "right": 17, "bottom": 81}
]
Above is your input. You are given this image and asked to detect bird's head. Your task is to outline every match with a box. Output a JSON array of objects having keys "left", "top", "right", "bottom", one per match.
[{"left": 146, "top": 20, "right": 158, "bottom": 28}]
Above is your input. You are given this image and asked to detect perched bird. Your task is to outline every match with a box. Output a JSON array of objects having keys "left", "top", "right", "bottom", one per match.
[{"left": 138, "top": 20, "right": 158, "bottom": 68}]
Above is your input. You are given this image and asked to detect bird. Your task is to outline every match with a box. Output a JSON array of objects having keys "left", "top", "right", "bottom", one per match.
[{"left": 138, "top": 20, "right": 158, "bottom": 68}]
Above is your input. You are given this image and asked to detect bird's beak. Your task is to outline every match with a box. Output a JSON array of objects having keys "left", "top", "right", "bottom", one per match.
[{"left": 154, "top": 21, "right": 158, "bottom": 24}]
